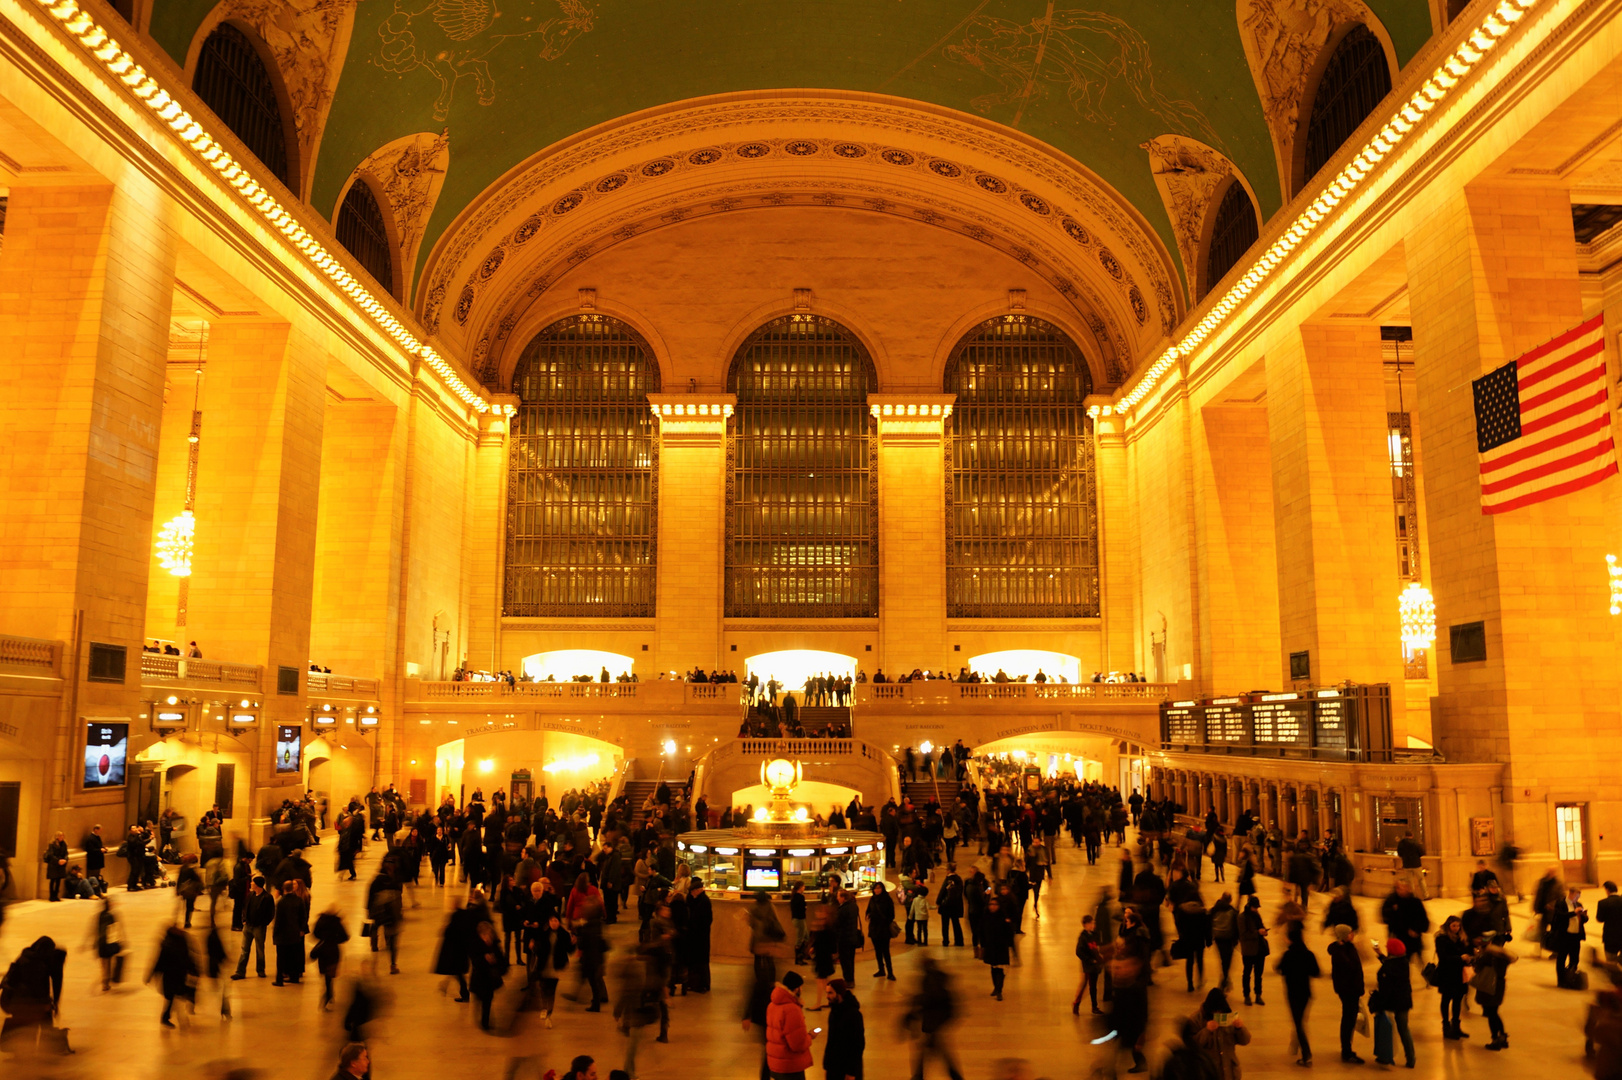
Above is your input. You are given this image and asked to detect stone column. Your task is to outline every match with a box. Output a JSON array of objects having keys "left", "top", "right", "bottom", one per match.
[
  {"left": 1406, "top": 183, "right": 1622, "bottom": 881},
  {"left": 650, "top": 395, "right": 735, "bottom": 676},
  {"left": 463, "top": 396, "right": 516, "bottom": 673},
  {"left": 187, "top": 319, "right": 327, "bottom": 823},
  {"left": 1266, "top": 325, "right": 1408, "bottom": 726},
  {"left": 1194, "top": 402, "right": 1282, "bottom": 694},
  {"left": 1092, "top": 406, "right": 1137, "bottom": 672},
  {"left": 870, "top": 395, "right": 954, "bottom": 674},
  {"left": 0, "top": 183, "right": 177, "bottom": 891}
]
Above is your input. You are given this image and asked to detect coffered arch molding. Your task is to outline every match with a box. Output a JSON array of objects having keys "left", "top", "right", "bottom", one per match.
[
  {"left": 927, "top": 299, "right": 1111, "bottom": 395},
  {"left": 418, "top": 92, "right": 1186, "bottom": 382},
  {"left": 495, "top": 297, "right": 676, "bottom": 396}
]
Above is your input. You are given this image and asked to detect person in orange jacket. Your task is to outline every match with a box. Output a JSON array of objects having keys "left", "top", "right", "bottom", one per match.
[{"left": 765, "top": 970, "right": 818, "bottom": 1079}]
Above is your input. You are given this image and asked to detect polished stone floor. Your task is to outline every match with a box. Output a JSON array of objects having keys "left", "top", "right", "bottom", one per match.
[{"left": 0, "top": 833, "right": 1606, "bottom": 1080}]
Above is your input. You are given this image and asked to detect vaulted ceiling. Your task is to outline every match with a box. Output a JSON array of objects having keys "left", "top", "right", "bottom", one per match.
[{"left": 144, "top": 0, "right": 1434, "bottom": 380}]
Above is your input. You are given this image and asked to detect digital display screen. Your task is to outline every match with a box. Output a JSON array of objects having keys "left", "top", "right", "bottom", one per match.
[
  {"left": 311, "top": 713, "right": 336, "bottom": 728},
  {"left": 744, "top": 858, "right": 781, "bottom": 889},
  {"left": 84, "top": 722, "right": 128, "bottom": 787},
  {"left": 275, "top": 726, "right": 302, "bottom": 774}
]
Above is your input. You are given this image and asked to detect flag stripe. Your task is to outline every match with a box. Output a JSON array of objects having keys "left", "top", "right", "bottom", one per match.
[
  {"left": 1513, "top": 387, "right": 1610, "bottom": 441},
  {"left": 1480, "top": 413, "right": 1613, "bottom": 475},
  {"left": 1483, "top": 459, "right": 1619, "bottom": 514},
  {"left": 1481, "top": 437, "right": 1614, "bottom": 495},
  {"left": 1518, "top": 365, "right": 1606, "bottom": 415},
  {"left": 1476, "top": 314, "right": 1617, "bottom": 515},
  {"left": 1516, "top": 338, "right": 1605, "bottom": 392},
  {"left": 1513, "top": 313, "right": 1607, "bottom": 370}
]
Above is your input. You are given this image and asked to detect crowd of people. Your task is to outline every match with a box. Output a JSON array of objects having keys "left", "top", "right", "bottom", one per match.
[{"left": 6, "top": 759, "right": 1622, "bottom": 1080}]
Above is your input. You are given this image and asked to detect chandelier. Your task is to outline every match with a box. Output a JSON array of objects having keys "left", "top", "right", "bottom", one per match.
[
  {"left": 1398, "top": 581, "right": 1436, "bottom": 650},
  {"left": 155, "top": 511, "right": 195, "bottom": 577}
]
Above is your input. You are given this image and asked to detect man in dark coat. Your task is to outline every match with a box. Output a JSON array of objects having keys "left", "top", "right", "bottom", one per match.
[
  {"left": 272, "top": 883, "right": 307, "bottom": 985},
  {"left": 834, "top": 889, "right": 863, "bottom": 983},
  {"left": 823, "top": 979, "right": 865, "bottom": 1080},
  {"left": 42, "top": 833, "right": 68, "bottom": 901},
  {"left": 82, "top": 826, "right": 106, "bottom": 887},
  {"left": 684, "top": 879, "right": 713, "bottom": 992},
  {"left": 435, "top": 903, "right": 474, "bottom": 1000},
  {"left": 937, "top": 867, "right": 965, "bottom": 947}
]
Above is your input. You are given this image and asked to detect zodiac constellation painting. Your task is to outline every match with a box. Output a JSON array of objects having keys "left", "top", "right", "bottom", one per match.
[
  {"left": 375, "top": 0, "right": 597, "bottom": 121},
  {"left": 941, "top": 7, "right": 1224, "bottom": 149}
]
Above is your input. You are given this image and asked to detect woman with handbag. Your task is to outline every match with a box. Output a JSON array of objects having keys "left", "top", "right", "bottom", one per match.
[
  {"left": 981, "top": 895, "right": 1014, "bottom": 1000},
  {"left": 1373, "top": 938, "right": 1416, "bottom": 1068},
  {"left": 1434, "top": 915, "right": 1471, "bottom": 1040},
  {"left": 1238, "top": 895, "right": 1269, "bottom": 1006},
  {"left": 1327, "top": 923, "right": 1365, "bottom": 1063},
  {"left": 1469, "top": 933, "right": 1516, "bottom": 1050}
]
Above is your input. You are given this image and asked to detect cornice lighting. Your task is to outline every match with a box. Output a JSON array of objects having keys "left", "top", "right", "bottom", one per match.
[
  {"left": 1118, "top": 0, "right": 1538, "bottom": 415},
  {"left": 28, "top": 0, "right": 489, "bottom": 414},
  {"left": 653, "top": 402, "right": 732, "bottom": 417},
  {"left": 1607, "top": 554, "right": 1622, "bottom": 615}
]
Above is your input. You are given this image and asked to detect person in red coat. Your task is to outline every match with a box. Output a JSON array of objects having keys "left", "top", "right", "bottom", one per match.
[{"left": 766, "top": 970, "right": 818, "bottom": 1079}]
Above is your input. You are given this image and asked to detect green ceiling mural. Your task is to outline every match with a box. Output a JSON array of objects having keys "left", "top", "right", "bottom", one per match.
[{"left": 148, "top": 1, "right": 1432, "bottom": 286}]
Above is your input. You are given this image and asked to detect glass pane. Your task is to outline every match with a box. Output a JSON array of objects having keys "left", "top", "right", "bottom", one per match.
[
  {"left": 503, "top": 315, "right": 659, "bottom": 617},
  {"left": 726, "top": 315, "right": 876, "bottom": 617},
  {"left": 944, "top": 315, "right": 1099, "bottom": 617},
  {"left": 1556, "top": 806, "right": 1584, "bottom": 861}
]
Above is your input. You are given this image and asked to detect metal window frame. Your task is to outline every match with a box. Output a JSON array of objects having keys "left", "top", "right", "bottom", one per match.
[
  {"left": 1303, "top": 24, "right": 1392, "bottom": 187},
  {"left": 335, "top": 179, "right": 394, "bottom": 294},
  {"left": 504, "top": 314, "right": 660, "bottom": 618},
  {"left": 1205, "top": 180, "right": 1259, "bottom": 291},
  {"left": 943, "top": 314, "right": 1100, "bottom": 618},
  {"left": 725, "top": 314, "right": 878, "bottom": 618},
  {"left": 192, "top": 23, "right": 290, "bottom": 185}
]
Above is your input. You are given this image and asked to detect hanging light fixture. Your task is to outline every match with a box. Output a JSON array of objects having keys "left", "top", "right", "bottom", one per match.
[
  {"left": 155, "top": 510, "right": 195, "bottom": 576},
  {"left": 1399, "top": 581, "right": 1436, "bottom": 650}
]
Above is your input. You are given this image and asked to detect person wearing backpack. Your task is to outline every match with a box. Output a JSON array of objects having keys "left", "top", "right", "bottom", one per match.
[{"left": 1209, "top": 893, "right": 1240, "bottom": 992}]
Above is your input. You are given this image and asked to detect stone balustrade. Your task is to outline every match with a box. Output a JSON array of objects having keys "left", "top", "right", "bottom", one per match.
[
  {"left": 139, "top": 652, "right": 262, "bottom": 690},
  {"left": 0, "top": 634, "right": 61, "bottom": 677},
  {"left": 305, "top": 671, "right": 382, "bottom": 698}
]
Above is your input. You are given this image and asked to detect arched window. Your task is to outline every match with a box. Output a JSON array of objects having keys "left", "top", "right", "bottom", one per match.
[
  {"left": 1205, "top": 181, "right": 1259, "bottom": 295},
  {"left": 504, "top": 315, "right": 660, "bottom": 617},
  {"left": 335, "top": 181, "right": 395, "bottom": 294},
  {"left": 192, "top": 24, "right": 290, "bottom": 185},
  {"left": 110, "top": 0, "right": 135, "bottom": 21},
  {"left": 1301, "top": 24, "right": 1391, "bottom": 190},
  {"left": 726, "top": 315, "right": 877, "bottom": 618},
  {"left": 944, "top": 315, "right": 1099, "bottom": 618}
]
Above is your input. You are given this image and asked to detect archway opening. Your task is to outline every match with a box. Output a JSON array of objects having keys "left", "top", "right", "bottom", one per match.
[
  {"left": 435, "top": 730, "right": 624, "bottom": 807},
  {"left": 521, "top": 649, "right": 636, "bottom": 682},
  {"left": 745, "top": 650, "right": 858, "bottom": 696},
  {"left": 966, "top": 649, "right": 1081, "bottom": 684}
]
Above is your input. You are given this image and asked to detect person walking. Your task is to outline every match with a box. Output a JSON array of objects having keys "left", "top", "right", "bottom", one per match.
[
  {"left": 93, "top": 897, "right": 125, "bottom": 991},
  {"left": 1373, "top": 938, "right": 1416, "bottom": 1068},
  {"left": 311, "top": 906, "right": 349, "bottom": 1011},
  {"left": 904, "top": 957, "right": 964, "bottom": 1080},
  {"left": 1277, "top": 924, "right": 1320, "bottom": 1067},
  {"left": 148, "top": 925, "right": 197, "bottom": 1028},
  {"left": 867, "top": 883, "right": 896, "bottom": 981},
  {"left": 468, "top": 919, "right": 509, "bottom": 1031},
  {"left": 1434, "top": 915, "right": 1471, "bottom": 1040},
  {"left": 231, "top": 876, "right": 274, "bottom": 980},
  {"left": 1469, "top": 931, "right": 1516, "bottom": 1051},
  {"left": 1327, "top": 924, "right": 1365, "bottom": 1063},
  {"left": 1238, "top": 894, "right": 1269, "bottom": 1006},
  {"left": 981, "top": 895, "right": 1013, "bottom": 1001},
  {"left": 937, "top": 867, "right": 964, "bottom": 947},
  {"left": 1210, "top": 892, "right": 1240, "bottom": 992},
  {"left": 822, "top": 978, "right": 864, "bottom": 1080},
  {"left": 1072, "top": 914, "right": 1103, "bottom": 1014},
  {"left": 834, "top": 889, "right": 863, "bottom": 983}
]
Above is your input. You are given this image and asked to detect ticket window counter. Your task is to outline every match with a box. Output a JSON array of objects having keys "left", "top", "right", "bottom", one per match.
[{"left": 1371, "top": 795, "right": 1425, "bottom": 854}]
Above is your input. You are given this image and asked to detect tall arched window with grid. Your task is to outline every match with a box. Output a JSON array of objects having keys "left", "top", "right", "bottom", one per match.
[
  {"left": 1300, "top": 24, "right": 1392, "bottom": 191},
  {"left": 944, "top": 315, "right": 1099, "bottom": 618},
  {"left": 504, "top": 315, "right": 660, "bottom": 617},
  {"left": 192, "top": 24, "right": 291, "bottom": 186},
  {"left": 335, "top": 181, "right": 395, "bottom": 295},
  {"left": 726, "top": 315, "right": 877, "bottom": 618}
]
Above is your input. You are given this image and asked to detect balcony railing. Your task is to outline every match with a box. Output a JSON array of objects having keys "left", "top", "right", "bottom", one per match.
[
  {"left": 712, "top": 736, "right": 890, "bottom": 765},
  {"left": 0, "top": 634, "right": 62, "bottom": 677},
  {"left": 140, "top": 653, "right": 261, "bottom": 689},
  {"left": 856, "top": 681, "right": 1174, "bottom": 705},
  {"left": 306, "top": 671, "right": 382, "bottom": 698},
  {"left": 411, "top": 680, "right": 746, "bottom": 707}
]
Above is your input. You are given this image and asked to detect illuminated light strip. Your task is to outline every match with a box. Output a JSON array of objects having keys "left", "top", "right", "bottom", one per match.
[
  {"left": 1107, "top": 0, "right": 1539, "bottom": 419},
  {"left": 28, "top": 0, "right": 490, "bottom": 414}
]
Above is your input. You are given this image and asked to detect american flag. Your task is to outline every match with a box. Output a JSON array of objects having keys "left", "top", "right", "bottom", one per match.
[{"left": 1473, "top": 313, "right": 1617, "bottom": 514}]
